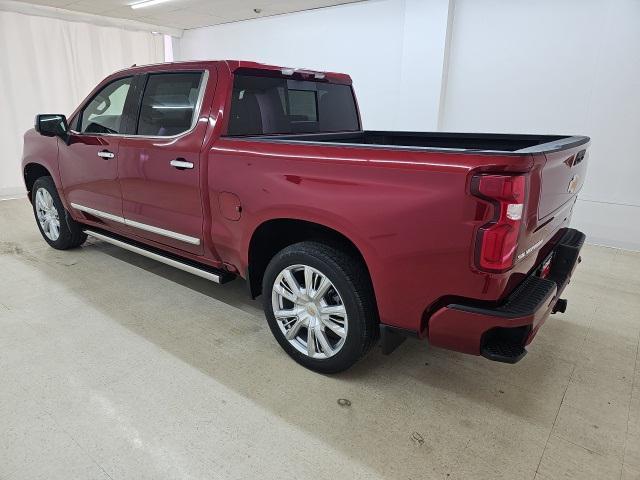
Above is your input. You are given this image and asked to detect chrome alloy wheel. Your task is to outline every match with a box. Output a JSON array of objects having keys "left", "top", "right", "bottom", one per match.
[
  {"left": 271, "top": 264, "right": 348, "bottom": 359},
  {"left": 35, "top": 187, "right": 60, "bottom": 241}
]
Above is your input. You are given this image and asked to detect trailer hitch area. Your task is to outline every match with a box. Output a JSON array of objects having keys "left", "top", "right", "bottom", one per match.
[{"left": 552, "top": 298, "right": 568, "bottom": 314}]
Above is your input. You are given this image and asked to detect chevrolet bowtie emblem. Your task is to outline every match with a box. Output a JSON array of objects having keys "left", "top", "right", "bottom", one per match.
[{"left": 568, "top": 175, "right": 580, "bottom": 194}]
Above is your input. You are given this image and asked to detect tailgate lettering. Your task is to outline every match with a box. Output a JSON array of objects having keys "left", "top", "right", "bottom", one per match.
[{"left": 517, "top": 239, "right": 544, "bottom": 261}]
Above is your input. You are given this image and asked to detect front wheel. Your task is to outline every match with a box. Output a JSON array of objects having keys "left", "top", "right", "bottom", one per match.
[
  {"left": 32, "top": 176, "right": 87, "bottom": 250},
  {"left": 262, "top": 241, "right": 378, "bottom": 373}
]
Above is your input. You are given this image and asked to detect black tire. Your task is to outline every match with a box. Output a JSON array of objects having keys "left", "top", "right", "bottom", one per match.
[
  {"left": 32, "top": 176, "right": 87, "bottom": 250},
  {"left": 262, "top": 241, "right": 378, "bottom": 373}
]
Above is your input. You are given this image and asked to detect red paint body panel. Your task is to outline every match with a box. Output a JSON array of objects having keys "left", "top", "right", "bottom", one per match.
[
  {"left": 59, "top": 135, "right": 123, "bottom": 230},
  {"left": 207, "top": 138, "right": 542, "bottom": 331},
  {"left": 539, "top": 147, "right": 589, "bottom": 218},
  {"left": 21, "top": 60, "right": 590, "bottom": 360},
  {"left": 22, "top": 129, "right": 62, "bottom": 197}
]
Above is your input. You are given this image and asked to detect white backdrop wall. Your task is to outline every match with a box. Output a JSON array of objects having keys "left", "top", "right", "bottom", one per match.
[
  {"left": 442, "top": 0, "right": 640, "bottom": 251},
  {"left": 177, "top": 0, "right": 640, "bottom": 251},
  {"left": 177, "top": 0, "right": 451, "bottom": 131},
  {"left": 0, "top": 10, "right": 164, "bottom": 198}
]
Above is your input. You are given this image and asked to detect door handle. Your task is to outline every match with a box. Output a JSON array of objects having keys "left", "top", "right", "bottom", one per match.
[
  {"left": 97, "top": 150, "right": 115, "bottom": 159},
  {"left": 170, "top": 159, "right": 194, "bottom": 170}
]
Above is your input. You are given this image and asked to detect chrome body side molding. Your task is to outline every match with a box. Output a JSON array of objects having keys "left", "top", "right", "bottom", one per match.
[
  {"left": 70, "top": 203, "right": 124, "bottom": 223},
  {"left": 71, "top": 203, "right": 200, "bottom": 245},
  {"left": 84, "top": 230, "right": 225, "bottom": 283},
  {"left": 123, "top": 218, "right": 200, "bottom": 245}
]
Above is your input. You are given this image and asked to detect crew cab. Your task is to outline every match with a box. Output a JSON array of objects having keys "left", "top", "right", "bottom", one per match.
[{"left": 22, "top": 60, "right": 589, "bottom": 373}]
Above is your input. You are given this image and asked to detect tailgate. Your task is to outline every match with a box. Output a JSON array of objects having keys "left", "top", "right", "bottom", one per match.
[{"left": 539, "top": 145, "right": 589, "bottom": 219}]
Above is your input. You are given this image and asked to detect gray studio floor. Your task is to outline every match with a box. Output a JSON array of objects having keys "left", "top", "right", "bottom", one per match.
[{"left": 1, "top": 198, "right": 639, "bottom": 480}]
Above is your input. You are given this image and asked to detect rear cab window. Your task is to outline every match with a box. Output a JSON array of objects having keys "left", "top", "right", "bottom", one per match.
[{"left": 226, "top": 72, "right": 360, "bottom": 136}]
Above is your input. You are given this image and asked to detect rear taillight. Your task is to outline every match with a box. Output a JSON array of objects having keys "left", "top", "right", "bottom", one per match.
[{"left": 471, "top": 174, "right": 526, "bottom": 272}]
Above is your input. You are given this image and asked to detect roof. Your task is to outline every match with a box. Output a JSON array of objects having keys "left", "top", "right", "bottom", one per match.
[{"left": 111, "top": 60, "right": 352, "bottom": 84}]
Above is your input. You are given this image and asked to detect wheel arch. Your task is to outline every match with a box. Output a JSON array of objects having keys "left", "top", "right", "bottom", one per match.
[
  {"left": 23, "top": 163, "right": 53, "bottom": 201},
  {"left": 246, "top": 218, "right": 376, "bottom": 303}
]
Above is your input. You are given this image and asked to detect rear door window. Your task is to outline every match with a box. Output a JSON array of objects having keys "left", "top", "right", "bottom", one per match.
[
  {"left": 227, "top": 73, "right": 359, "bottom": 136},
  {"left": 136, "top": 72, "right": 204, "bottom": 137}
]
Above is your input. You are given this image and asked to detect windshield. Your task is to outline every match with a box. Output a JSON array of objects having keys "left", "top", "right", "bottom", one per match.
[{"left": 226, "top": 73, "right": 359, "bottom": 136}]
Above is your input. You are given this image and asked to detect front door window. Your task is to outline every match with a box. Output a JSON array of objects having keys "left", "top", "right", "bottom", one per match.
[{"left": 79, "top": 77, "right": 133, "bottom": 135}]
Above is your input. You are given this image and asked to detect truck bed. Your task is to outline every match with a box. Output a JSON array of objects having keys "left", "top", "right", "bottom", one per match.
[{"left": 230, "top": 131, "right": 589, "bottom": 154}]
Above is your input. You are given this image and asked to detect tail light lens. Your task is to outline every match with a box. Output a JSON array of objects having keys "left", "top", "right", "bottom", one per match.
[{"left": 471, "top": 174, "right": 526, "bottom": 272}]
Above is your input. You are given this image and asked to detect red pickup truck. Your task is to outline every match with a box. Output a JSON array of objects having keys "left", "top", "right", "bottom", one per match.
[{"left": 22, "top": 60, "right": 589, "bottom": 373}]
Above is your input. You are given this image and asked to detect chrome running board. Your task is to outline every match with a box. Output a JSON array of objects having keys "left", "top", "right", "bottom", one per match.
[{"left": 84, "top": 229, "right": 234, "bottom": 284}]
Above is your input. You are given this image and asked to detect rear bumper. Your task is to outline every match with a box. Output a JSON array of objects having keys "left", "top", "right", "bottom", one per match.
[{"left": 427, "top": 228, "right": 585, "bottom": 363}]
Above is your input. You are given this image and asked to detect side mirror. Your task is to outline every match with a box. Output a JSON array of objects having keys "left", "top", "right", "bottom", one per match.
[{"left": 35, "top": 114, "right": 69, "bottom": 143}]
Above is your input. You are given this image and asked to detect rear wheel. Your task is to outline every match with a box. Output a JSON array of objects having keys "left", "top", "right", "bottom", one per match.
[
  {"left": 262, "top": 241, "right": 378, "bottom": 373},
  {"left": 32, "top": 176, "right": 87, "bottom": 250}
]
